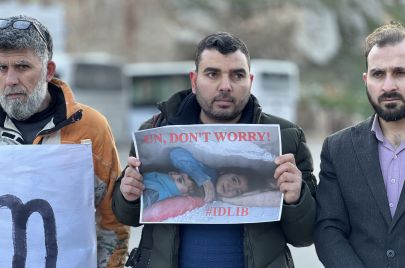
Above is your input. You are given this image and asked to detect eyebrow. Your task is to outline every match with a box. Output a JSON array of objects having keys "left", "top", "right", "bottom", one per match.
[
  {"left": 230, "top": 68, "right": 247, "bottom": 74},
  {"left": 14, "top": 59, "right": 32, "bottom": 65},
  {"left": 369, "top": 66, "right": 405, "bottom": 73},
  {"left": 393, "top": 66, "right": 405, "bottom": 72},
  {"left": 202, "top": 67, "right": 220, "bottom": 73},
  {"left": 369, "top": 67, "right": 384, "bottom": 73},
  {"left": 202, "top": 67, "right": 247, "bottom": 74},
  {"left": 0, "top": 59, "right": 30, "bottom": 65}
]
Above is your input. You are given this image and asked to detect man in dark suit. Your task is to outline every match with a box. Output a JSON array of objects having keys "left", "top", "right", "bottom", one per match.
[{"left": 314, "top": 22, "right": 405, "bottom": 268}]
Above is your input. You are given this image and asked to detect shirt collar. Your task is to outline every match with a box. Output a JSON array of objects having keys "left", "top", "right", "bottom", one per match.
[{"left": 371, "top": 114, "right": 385, "bottom": 142}]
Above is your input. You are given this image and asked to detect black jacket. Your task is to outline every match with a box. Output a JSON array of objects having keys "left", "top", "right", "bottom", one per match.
[{"left": 112, "top": 89, "right": 316, "bottom": 268}]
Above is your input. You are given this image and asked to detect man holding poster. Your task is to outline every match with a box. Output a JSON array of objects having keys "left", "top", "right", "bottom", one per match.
[
  {"left": 0, "top": 15, "right": 129, "bottom": 267},
  {"left": 113, "top": 32, "right": 316, "bottom": 268}
]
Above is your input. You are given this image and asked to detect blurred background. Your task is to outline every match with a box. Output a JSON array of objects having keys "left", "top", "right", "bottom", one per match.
[{"left": 2, "top": 0, "right": 405, "bottom": 267}]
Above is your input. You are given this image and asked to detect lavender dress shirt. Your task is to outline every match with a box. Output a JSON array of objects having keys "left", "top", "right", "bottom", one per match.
[{"left": 371, "top": 115, "right": 405, "bottom": 217}]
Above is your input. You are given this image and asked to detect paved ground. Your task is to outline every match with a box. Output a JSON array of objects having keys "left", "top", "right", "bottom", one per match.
[
  {"left": 289, "top": 134, "right": 324, "bottom": 267},
  {"left": 118, "top": 134, "right": 325, "bottom": 268}
]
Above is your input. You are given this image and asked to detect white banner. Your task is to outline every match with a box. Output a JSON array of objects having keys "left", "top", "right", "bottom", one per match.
[{"left": 0, "top": 144, "right": 96, "bottom": 268}]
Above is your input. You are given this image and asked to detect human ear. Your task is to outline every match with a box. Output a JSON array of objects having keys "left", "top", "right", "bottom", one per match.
[{"left": 46, "top": 60, "right": 56, "bottom": 82}]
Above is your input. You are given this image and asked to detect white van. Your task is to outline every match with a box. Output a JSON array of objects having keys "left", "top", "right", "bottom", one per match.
[
  {"left": 53, "top": 53, "right": 127, "bottom": 144},
  {"left": 124, "top": 59, "right": 299, "bottom": 133},
  {"left": 249, "top": 59, "right": 299, "bottom": 123}
]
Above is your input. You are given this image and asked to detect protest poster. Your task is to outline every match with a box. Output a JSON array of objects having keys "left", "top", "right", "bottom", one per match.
[
  {"left": 134, "top": 124, "right": 283, "bottom": 224},
  {"left": 0, "top": 144, "right": 96, "bottom": 268}
]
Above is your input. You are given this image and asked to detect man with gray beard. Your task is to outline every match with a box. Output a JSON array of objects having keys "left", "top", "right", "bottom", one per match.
[
  {"left": 315, "top": 22, "right": 405, "bottom": 268},
  {"left": 0, "top": 60, "right": 47, "bottom": 121},
  {"left": 0, "top": 15, "right": 129, "bottom": 267}
]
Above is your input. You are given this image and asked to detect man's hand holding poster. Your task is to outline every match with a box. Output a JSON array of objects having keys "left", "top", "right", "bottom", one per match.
[{"left": 134, "top": 124, "right": 283, "bottom": 224}]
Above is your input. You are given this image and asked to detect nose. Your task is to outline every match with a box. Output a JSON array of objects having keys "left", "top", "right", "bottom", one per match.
[
  {"left": 225, "top": 182, "right": 236, "bottom": 193},
  {"left": 5, "top": 69, "right": 18, "bottom": 87},
  {"left": 219, "top": 76, "right": 232, "bottom": 92},
  {"left": 382, "top": 75, "right": 397, "bottom": 92}
]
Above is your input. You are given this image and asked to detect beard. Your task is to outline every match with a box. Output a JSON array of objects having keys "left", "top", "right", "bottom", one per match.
[
  {"left": 195, "top": 81, "right": 250, "bottom": 123},
  {"left": 0, "top": 68, "right": 48, "bottom": 121},
  {"left": 195, "top": 89, "right": 250, "bottom": 122},
  {"left": 367, "top": 90, "right": 405, "bottom": 121}
]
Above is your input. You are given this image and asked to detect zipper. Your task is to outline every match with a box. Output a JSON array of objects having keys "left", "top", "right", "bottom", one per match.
[
  {"left": 244, "top": 225, "right": 255, "bottom": 268},
  {"left": 173, "top": 226, "right": 179, "bottom": 268},
  {"left": 37, "top": 109, "right": 83, "bottom": 136}
]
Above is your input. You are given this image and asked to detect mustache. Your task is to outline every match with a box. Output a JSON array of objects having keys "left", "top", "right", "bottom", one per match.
[
  {"left": 378, "top": 92, "right": 405, "bottom": 103},
  {"left": 3, "top": 87, "right": 26, "bottom": 95},
  {"left": 213, "top": 92, "right": 234, "bottom": 102}
]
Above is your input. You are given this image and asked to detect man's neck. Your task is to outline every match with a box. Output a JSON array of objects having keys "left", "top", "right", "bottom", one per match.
[
  {"left": 37, "top": 88, "right": 52, "bottom": 113},
  {"left": 199, "top": 113, "right": 241, "bottom": 124},
  {"left": 379, "top": 117, "right": 405, "bottom": 148},
  {"left": 200, "top": 115, "right": 240, "bottom": 124}
]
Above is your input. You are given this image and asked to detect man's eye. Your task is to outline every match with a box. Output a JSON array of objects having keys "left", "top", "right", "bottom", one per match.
[
  {"left": 16, "top": 64, "right": 30, "bottom": 71},
  {"left": 233, "top": 73, "right": 245, "bottom": 79},
  {"left": 395, "top": 70, "right": 405, "bottom": 76},
  {"left": 207, "top": 72, "right": 218, "bottom": 78},
  {"left": 371, "top": 71, "right": 384, "bottom": 78}
]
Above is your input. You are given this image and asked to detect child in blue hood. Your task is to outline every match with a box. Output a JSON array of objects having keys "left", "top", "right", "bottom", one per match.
[
  {"left": 169, "top": 147, "right": 218, "bottom": 202},
  {"left": 142, "top": 170, "right": 200, "bottom": 208}
]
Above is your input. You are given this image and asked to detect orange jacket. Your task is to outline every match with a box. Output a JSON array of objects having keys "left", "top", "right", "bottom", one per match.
[{"left": 0, "top": 78, "right": 129, "bottom": 267}]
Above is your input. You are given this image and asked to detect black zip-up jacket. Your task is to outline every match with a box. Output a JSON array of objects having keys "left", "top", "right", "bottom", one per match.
[{"left": 112, "top": 89, "right": 316, "bottom": 268}]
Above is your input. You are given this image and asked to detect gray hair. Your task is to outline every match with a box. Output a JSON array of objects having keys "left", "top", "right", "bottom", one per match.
[{"left": 0, "top": 14, "right": 53, "bottom": 61}]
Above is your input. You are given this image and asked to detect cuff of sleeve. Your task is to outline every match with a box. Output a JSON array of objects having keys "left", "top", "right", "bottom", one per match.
[
  {"left": 281, "top": 182, "right": 315, "bottom": 223},
  {"left": 112, "top": 192, "right": 142, "bottom": 226},
  {"left": 122, "top": 194, "right": 140, "bottom": 205},
  {"left": 119, "top": 193, "right": 140, "bottom": 207}
]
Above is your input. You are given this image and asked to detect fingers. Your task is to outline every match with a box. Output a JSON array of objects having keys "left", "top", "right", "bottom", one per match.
[
  {"left": 124, "top": 156, "right": 142, "bottom": 179},
  {"left": 204, "top": 190, "right": 215, "bottom": 203},
  {"left": 127, "top": 156, "right": 140, "bottom": 169},
  {"left": 274, "top": 160, "right": 300, "bottom": 179},
  {"left": 120, "top": 157, "right": 145, "bottom": 202},
  {"left": 203, "top": 180, "right": 215, "bottom": 203},
  {"left": 278, "top": 177, "right": 302, "bottom": 204},
  {"left": 274, "top": 153, "right": 296, "bottom": 166},
  {"left": 274, "top": 154, "right": 302, "bottom": 204}
]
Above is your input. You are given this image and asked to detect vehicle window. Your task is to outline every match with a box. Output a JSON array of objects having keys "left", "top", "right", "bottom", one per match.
[
  {"left": 261, "top": 73, "right": 290, "bottom": 91},
  {"left": 73, "top": 64, "right": 123, "bottom": 90},
  {"left": 130, "top": 74, "right": 190, "bottom": 106}
]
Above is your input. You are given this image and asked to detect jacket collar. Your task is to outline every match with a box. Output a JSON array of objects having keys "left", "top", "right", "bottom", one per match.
[
  {"left": 37, "top": 78, "right": 83, "bottom": 136},
  {"left": 0, "top": 78, "right": 82, "bottom": 137},
  {"left": 158, "top": 89, "right": 258, "bottom": 125},
  {"left": 352, "top": 117, "right": 392, "bottom": 225}
]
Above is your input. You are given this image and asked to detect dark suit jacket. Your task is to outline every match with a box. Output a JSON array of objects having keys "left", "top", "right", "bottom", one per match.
[{"left": 314, "top": 116, "right": 405, "bottom": 268}]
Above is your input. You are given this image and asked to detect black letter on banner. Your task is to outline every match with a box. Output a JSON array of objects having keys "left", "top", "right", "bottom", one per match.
[{"left": 0, "top": 194, "right": 58, "bottom": 268}]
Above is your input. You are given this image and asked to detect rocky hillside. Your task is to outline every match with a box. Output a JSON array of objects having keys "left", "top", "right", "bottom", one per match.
[{"left": 62, "top": 0, "right": 405, "bottom": 132}]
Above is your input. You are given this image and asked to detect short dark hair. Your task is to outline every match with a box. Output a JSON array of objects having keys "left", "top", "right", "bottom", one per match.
[
  {"left": 364, "top": 21, "right": 405, "bottom": 68},
  {"left": 0, "top": 14, "right": 53, "bottom": 60},
  {"left": 194, "top": 32, "right": 250, "bottom": 71},
  {"left": 218, "top": 167, "right": 267, "bottom": 191}
]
